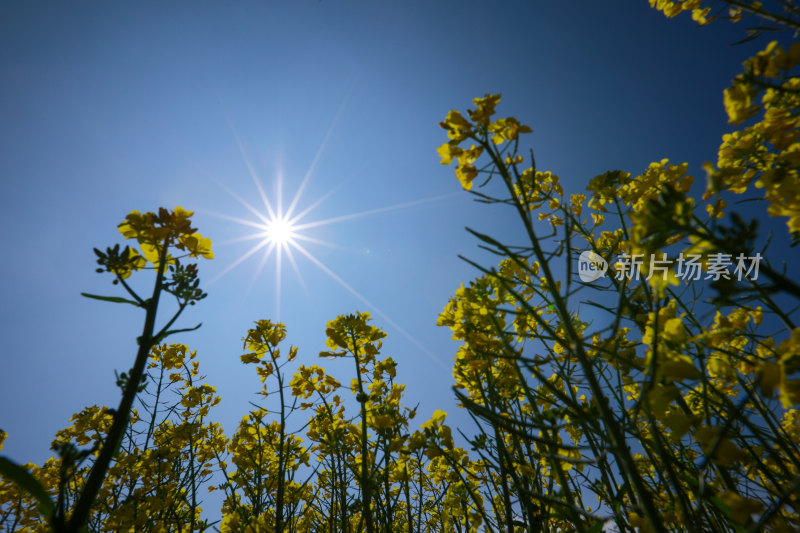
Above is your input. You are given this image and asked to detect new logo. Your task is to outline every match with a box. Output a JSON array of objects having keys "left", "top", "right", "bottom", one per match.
[{"left": 578, "top": 251, "right": 608, "bottom": 282}]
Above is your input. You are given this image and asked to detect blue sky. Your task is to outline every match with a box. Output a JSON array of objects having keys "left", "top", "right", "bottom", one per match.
[{"left": 0, "top": 0, "right": 774, "bottom": 473}]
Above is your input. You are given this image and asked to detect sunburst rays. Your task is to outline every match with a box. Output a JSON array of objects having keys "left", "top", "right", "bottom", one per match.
[{"left": 207, "top": 116, "right": 456, "bottom": 372}]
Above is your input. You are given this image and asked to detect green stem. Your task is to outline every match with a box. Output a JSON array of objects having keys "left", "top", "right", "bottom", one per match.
[
  {"left": 479, "top": 136, "right": 668, "bottom": 533},
  {"left": 275, "top": 348, "right": 286, "bottom": 533},
  {"left": 64, "top": 242, "right": 169, "bottom": 532},
  {"left": 351, "top": 331, "right": 374, "bottom": 533}
]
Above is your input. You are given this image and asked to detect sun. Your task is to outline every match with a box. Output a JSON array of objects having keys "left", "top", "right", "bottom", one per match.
[
  {"left": 206, "top": 111, "right": 458, "bottom": 372},
  {"left": 265, "top": 216, "right": 296, "bottom": 245}
]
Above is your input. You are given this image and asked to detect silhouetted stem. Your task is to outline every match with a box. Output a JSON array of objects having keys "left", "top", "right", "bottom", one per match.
[{"left": 63, "top": 243, "right": 169, "bottom": 533}]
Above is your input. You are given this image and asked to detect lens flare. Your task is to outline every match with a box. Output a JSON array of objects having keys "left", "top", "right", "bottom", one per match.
[{"left": 207, "top": 108, "right": 457, "bottom": 372}]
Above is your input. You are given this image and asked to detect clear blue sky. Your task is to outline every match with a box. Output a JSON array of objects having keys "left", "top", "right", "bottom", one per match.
[{"left": 0, "top": 0, "right": 771, "bottom": 473}]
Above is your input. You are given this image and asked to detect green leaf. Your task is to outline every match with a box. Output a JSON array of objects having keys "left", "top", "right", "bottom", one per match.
[
  {"left": 80, "top": 292, "right": 141, "bottom": 307},
  {"left": 586, "top": 520, "right": 606, "bottom": 533},
  {"left": 0, "top": 455, "right": 55, "bottom": 518}
]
